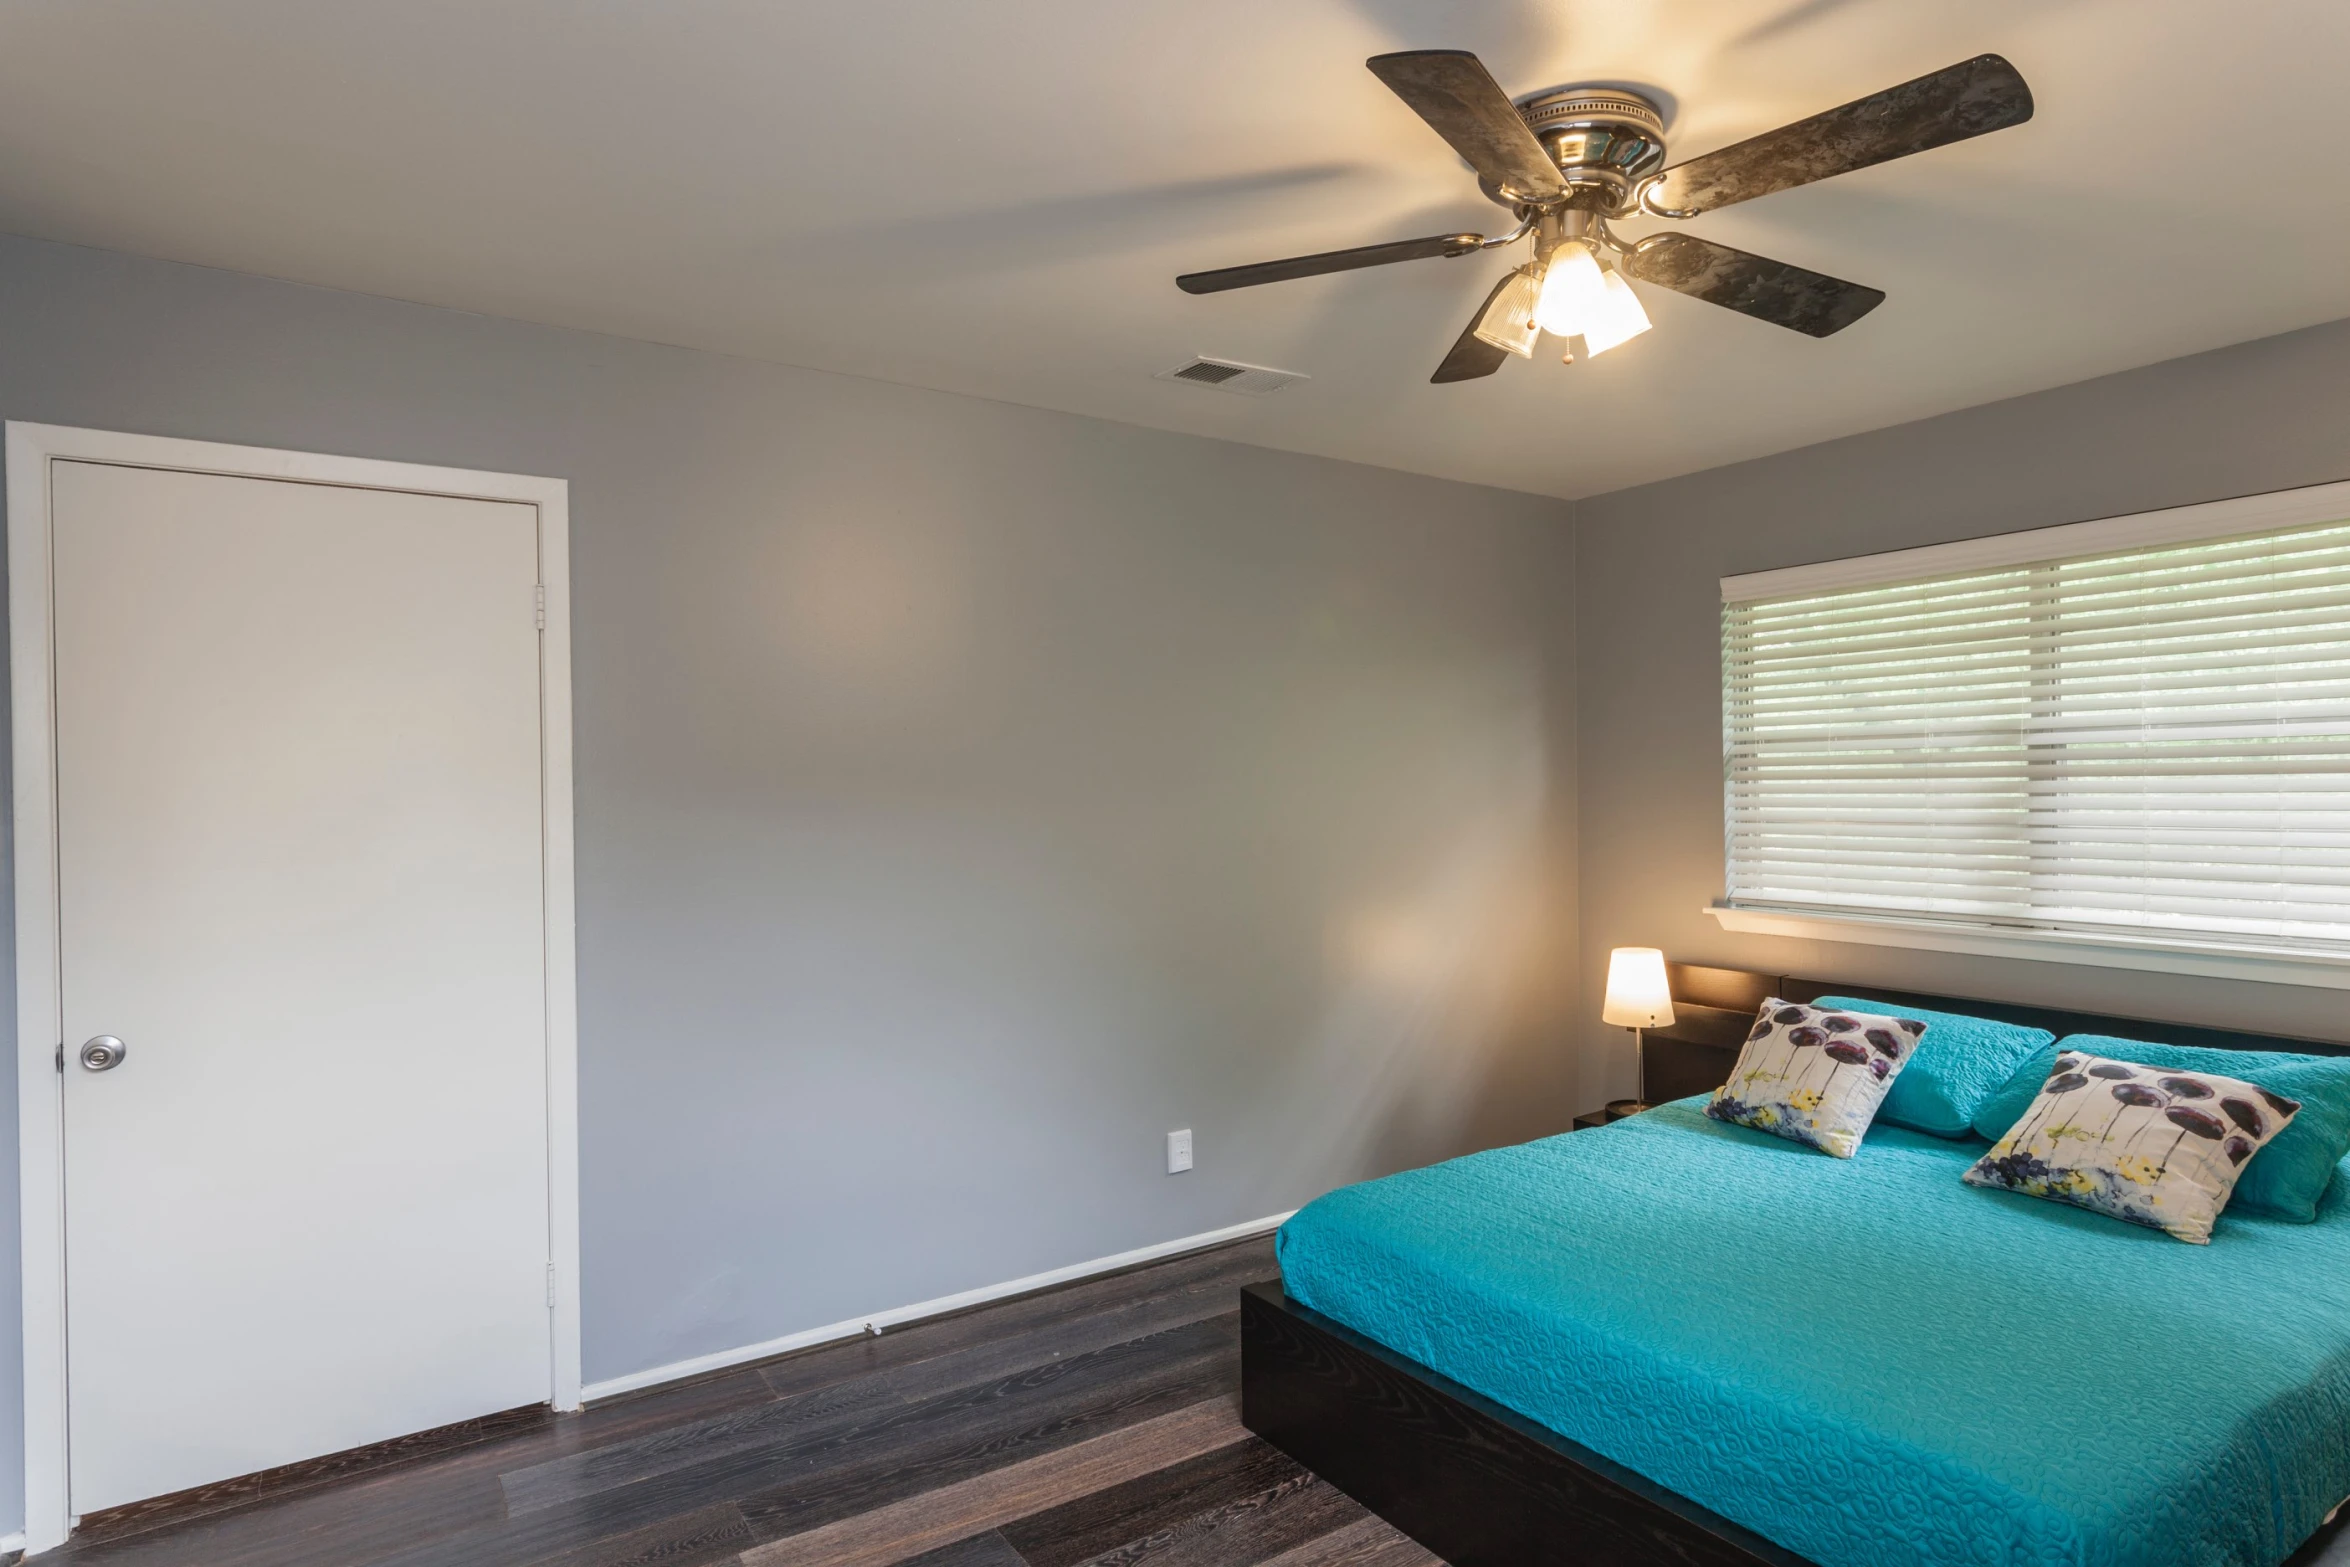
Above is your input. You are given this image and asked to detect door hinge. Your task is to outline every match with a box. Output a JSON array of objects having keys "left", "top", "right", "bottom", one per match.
[
  {"left": 546, "top": 1263, "right": 557, "bottom": 1308},
  {"left": 55, "top": 1043, "right": 63, "bottom": 1074},
  {"left": 534, "top": 584, "right": 546, "bottom": 630}
]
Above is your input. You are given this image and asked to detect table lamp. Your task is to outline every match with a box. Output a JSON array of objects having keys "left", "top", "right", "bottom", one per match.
[{"left": 1601, "top": 946, "right": 1675, "bottom": 1118}]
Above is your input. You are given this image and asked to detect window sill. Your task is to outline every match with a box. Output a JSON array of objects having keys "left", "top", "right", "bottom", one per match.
[{"left": 1703, "top": 903, "right": 2350, "bottom": 992}]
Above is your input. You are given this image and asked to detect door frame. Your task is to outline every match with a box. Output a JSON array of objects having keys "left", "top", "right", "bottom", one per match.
[{"left": 4, "top": 423, "right": 583, "bottom": 1553}]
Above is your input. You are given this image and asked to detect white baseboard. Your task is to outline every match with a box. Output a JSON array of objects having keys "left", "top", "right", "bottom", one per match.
[
  {"left": 579, "top": 1210, "right": 1294, "bottom": 1404},
  {"left": 0, "top": 1529, "right": 24, "bottom": 1554}
]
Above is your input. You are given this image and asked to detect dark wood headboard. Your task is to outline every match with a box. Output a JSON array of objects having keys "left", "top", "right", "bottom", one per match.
[{"left": 1637, "top": 960, "right": 2349, "bottom": 1105}]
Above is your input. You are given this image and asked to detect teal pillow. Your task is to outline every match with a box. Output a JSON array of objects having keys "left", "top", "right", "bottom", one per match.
[
  {"left": 1975, "top": 1035, "right": 2350, "bottom": 1223},
  {"left": 1809, "top": 996, "right": 2053, "bottom": 1138}
]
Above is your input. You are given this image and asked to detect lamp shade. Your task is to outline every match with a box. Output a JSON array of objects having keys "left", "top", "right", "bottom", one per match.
[{"left": 1601, "top": 947, "right": 1675, "bottom": 1028}]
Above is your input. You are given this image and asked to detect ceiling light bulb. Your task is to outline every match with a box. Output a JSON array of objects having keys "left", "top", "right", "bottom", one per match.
[
  {"left": 1470, "top": 266, "right": 1541, "bottom": 358},
  {"left": 1578, "top": 268, "right": 1653, "bottom": 357},
  {"left": 1533, "top": 242, "right": 1610, "bottom": 338}
]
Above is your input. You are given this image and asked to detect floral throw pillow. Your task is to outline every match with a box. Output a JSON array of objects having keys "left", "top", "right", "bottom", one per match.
[
  {"left": 1706, "top": 998, "right": 1922, "bottom": 1157},
  {"left": 1963, "top": 1050, "right": 2301, "bottom": 1244}
]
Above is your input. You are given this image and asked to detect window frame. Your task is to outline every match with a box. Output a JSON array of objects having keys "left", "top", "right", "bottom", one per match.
[{"left": 1708, "top": 477, "right": 2350, "bottom": 991}]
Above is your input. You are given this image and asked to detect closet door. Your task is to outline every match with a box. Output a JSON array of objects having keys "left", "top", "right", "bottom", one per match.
[{"left": 51, "top": 459, "right": 552, "bottom": 1512}]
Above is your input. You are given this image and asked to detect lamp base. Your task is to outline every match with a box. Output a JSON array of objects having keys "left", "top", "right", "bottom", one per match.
[{"left": 1603, "top": 1099, "right": 1653, "bottom": 1121}]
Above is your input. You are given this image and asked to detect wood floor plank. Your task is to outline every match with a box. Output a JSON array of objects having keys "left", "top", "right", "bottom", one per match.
[
  {"left": 712, "top": 1312, "right": 1239, "bottom": 1536},
  {"left": 738, "top": 1397, "right": 1246, "bottom": 1567},
  {"left": 41, "top": 1376, "right": 638, "bottom": 1567},
  {"left": 884, "top": 1533, "right": 1029, "bottom": 1567},
  {"left": 998, "top": 1439, "right": 1303, "bottom": 1567},
  {"left": 518, "top": 1502, "right": 754, "bottom": 1567},
  {"left": 759, "top": 1241, "right": 1274, "bottom": 1404},
  {"left": 40, "top": 1241, "right": 1289, "bottom": 1567},
  {"left": 1253, "top": 1517, "right": 1442, "bottom": 1567},
  {"left": 359, "top": 1315, "right": 1240, "bottom": 1567},
  {"left": 504, "top": 1370, "right": 907, "bottom": 1516},
  {"left": 42, "top": 1440, "right": 515, "bottom": 1567},
  {"left": 77, "top": 1405, "right": 552, "bottom": 1546},
  {"left": 1065, "top": 1468, "right": 1357, "bottom": 1567},
  {"left": 507, "top": 1268, "right": 1256, "bottom": 1517},
  {"left": 557, "top": 1369, "right": 787, "bottom": 1458},
  {"left": 735, "top": 1319, "right": 1239, "bottom": 1542}
]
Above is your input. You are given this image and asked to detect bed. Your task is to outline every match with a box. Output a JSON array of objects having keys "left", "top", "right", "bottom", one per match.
[{"left": 1244, "top": 975, "right": 2350, "bottom": 1567}]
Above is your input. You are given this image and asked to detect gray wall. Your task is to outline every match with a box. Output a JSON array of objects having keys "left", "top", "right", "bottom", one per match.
[
  {"left": 1576, "top": 315, "right": 2350, "bottom": 1108},
  {"left": 0, "top": 231, "right": 1582, "bottom": 1534},
  {"left": 17, "top": 217, "right": 2350, "bottom": 1542}
]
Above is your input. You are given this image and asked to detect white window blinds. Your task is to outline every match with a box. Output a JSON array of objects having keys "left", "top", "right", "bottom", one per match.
[{"left": 1722, "top": 510, "right": 2350, "bottom": 956}]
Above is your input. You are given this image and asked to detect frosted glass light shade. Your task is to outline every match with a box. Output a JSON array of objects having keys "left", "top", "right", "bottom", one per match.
[
  {"left": 1533, "top": 242, "right": 1653, "bottom": 359},
  {"left": 1533, "top": 242, "right": 1609, "bottom": 337},
  {"left": 1602, "top": 946, "right": 1675, "bottom": 1028},
  {"left": 1579, "top": 269, "right": 1653, "bottom": 356},
  {"left": 1471, "top": 266, "right": 1542, "bottom": 357}
]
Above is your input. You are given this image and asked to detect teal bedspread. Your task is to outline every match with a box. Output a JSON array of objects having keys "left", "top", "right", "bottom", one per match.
[{"left": 1276, "top": 1099, "right": 2350, "bottom": 1567}]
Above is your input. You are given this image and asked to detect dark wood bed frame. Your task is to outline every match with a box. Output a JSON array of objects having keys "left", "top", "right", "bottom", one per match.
[{"left": 1240, "top": 965, "right": 2350, "bottom": 1567}]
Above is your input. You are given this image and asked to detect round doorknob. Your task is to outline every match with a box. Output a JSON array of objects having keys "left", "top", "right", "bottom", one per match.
[{"left": 79, "top": 1036, "right": 127, "bottom": 1072}]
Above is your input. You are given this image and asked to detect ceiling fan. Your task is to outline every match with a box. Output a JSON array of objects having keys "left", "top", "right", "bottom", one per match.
[{"left": 1175, "top": 51, "right": 2033, "bottom": 383}]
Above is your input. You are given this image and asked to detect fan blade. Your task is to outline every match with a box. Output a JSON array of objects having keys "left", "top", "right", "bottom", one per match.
[
  {"left": 1177, "top": 231, "right": 1483, "bottom": 294},
  {"left": 1647, "top": 54, "right": 2032, "bottom": 215},
  {"left": 1367, "top": 51, "right": 1566, "bottom": 203},
  {"left": 1621, "top": 234, "right": 1885, "bottom": 337},
  {"left": 1431, "top": 272, "right": 1520, "bottom": 384}
]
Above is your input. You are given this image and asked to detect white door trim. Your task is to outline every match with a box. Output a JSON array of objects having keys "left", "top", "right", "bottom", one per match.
[{"left": 4, "top": 423, "right": 582, "bottom": 1554}]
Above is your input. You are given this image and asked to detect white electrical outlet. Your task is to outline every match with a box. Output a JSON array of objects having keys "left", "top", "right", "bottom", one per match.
[{"left": 1166, "top": 1128, "right": 1193, "bottom": 1173}]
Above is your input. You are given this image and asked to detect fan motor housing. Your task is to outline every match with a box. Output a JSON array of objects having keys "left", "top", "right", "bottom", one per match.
[{"left": 1486, "top": 86, "right": 1667, "bottom": 207}]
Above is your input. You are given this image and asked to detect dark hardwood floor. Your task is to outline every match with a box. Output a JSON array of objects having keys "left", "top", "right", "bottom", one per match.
[{"left": 42, "top": 1236, "right": 1441, "bottom": 1567}]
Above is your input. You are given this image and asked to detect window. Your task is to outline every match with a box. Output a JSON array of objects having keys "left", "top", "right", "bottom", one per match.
[{"left": 1719, "top": 484, "right": 2350, "bottom": 965}]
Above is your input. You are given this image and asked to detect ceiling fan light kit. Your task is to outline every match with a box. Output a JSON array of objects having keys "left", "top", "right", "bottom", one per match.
[
  {"left": 1531, "top": 236, "right": 1651, "bottom": 355},
  {"left": 1470, "top": 265, "right": 1543, "bottom": 357},
  {"left": 1177, "top": 51, "right": 2033, "bottom": 385}
]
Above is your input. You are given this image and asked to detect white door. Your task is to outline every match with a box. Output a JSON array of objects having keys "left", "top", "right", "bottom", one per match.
[{"left": 51, "top": 460, "right": 553, "bottom": 1513}]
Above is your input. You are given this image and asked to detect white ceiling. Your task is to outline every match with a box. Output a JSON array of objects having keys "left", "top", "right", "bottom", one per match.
[{"left": 3, "top": 1, "right": 2348, "bottom": 500}]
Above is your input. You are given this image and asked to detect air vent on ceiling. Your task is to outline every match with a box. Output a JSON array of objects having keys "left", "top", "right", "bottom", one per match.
[{"left": 1155, "top": 357, "right": 1309, "bottom": 397}]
